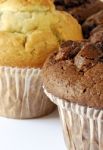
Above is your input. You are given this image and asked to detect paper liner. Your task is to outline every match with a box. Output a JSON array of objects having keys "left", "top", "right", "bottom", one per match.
[
  {"left": 0, "top": 67, "right": 55, "bottom": 119},
  {"left": 44, "top": 88, "right": 103, "bottom": 150}
]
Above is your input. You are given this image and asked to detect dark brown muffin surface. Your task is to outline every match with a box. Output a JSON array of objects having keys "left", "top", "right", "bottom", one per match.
[
  {"left": 54, "top": 0, "right": 103, "bottom": 24},
  {"left": 54, "top": 0, "right": 86, "bottom": 7},
  {"left": 83, "top": 10, "right": 103, "bottom": 38},
  {"left": 43, "top": 40, "right": 103, "bottom": 109}
]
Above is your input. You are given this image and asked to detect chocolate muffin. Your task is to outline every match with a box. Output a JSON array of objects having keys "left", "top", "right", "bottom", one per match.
[
  {"left": 54, "top": 0, "right": 86, "bottom": 7},
  {"left": 43, "top": 40, "right": 103, "bottom": 150},
  {"left": 83, "top": 10, "right": 103, "bottom": 38},
  {"left": 68, "top": 0, "right": 103, "bottom": 24},
  {"left": 43, "top": 40, "right": 103, "bottom": 109},
  {"left": 54, "top": 0, "right": 103, "bottom": 24}
]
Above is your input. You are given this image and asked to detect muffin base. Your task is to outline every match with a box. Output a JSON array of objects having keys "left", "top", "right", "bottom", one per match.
[
  {"left": 44, "top": 88, "right": 103, "bottom": 150},
  {"left": 0, "top": 67, "right": 55, "bottom": 119}
]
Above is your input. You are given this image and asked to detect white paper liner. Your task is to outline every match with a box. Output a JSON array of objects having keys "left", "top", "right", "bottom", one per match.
[
  {"left": 0, "top": 67, "right": 55, "bottom": 119},
  {"left": 44, "top": 88, "right": 103, "bottom": 150}
]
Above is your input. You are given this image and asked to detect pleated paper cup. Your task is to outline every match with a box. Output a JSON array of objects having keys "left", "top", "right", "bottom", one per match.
[
  {"left": 0, "top": 67, "right": 55, "bottom": 119},
  {"left": 44, "top": 88, "right": 103, "bottom": 150}
]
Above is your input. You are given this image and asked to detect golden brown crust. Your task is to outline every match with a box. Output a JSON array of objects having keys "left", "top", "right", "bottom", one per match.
[
  {"left": 0, "top": 5, "right": 82, "bottom": 68},
  {"left": 0, "top": 31, "right": 59, "bottom": 68},
  {"left": 43, "top": 40, "right": 103, "bottom": 109},
  {"left": 0, "top": 0, "right": 53, "bottom": 11}
]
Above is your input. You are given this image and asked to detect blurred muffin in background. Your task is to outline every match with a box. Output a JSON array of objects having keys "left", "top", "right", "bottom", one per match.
[
  {"left": 82, "top": 10, "right": 103, "bottom": 38},
  {"left": 54, "top": 0, "right": 103, "bottom": 24}
]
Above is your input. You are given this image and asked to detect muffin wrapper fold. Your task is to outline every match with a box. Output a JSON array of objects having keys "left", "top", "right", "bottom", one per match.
[
  {"left": 0, "top": 67, "right": 55, "bottom": 119},
  {"left": 44, "top": 88, "right": 103, "bottom": 150}
]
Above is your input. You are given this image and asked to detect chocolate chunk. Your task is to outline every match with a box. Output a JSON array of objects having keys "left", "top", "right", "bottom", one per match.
[
  {"left": 90, "top": 31, "right": 103, "bottom": 44},
  {"left": 55, "top": 41, "right": 81, "bottom": 61},
  {"left": 74, "top": 43, "right": 103, "bottom": 71}
]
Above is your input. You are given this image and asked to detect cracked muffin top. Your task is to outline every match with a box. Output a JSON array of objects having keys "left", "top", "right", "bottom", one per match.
[
  {"left": 0, "top": 0, "right": 82, "bottom": 68},
  {"left": 43, "top": 40, "right": 103, "bottom": 109}
]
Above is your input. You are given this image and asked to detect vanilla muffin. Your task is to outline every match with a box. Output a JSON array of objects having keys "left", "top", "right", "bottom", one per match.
[
  {"left": 0, "top": 0, "right": 82, "bottom": 119},
  {"left": 0, "top": 0, "right": 82, "bottom": 68},
  {"left": 43, "top": 40, "right": 103, "bottom": 149}
]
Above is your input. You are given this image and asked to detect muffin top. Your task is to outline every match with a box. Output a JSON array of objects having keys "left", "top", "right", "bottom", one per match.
[
  {"left": 69, "top": 0, "right": 103, "bottom": 24},
  {"left": 82, "top": 10, "right": 103, "bottom": 38},
  {"left": 43, "top": 39, "right": 103, "bottom": 109},
  {"left": 0, "top": 0, "right": 53, "bottom": 11},
  {"left": 54, "top": 0, "right": 103, "bottom": 24},
  {"left": 0, "top": 0, "right": 82, "bottom": 68}
]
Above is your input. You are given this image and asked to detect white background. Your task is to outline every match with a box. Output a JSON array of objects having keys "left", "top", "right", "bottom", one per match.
[{"left": 0, "top": 110, "right": 66, "bottom": 150}]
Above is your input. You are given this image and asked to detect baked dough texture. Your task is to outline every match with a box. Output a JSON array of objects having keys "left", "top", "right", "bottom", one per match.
[
  {"left": 43, "top": 40, "right": 103, "bottom": 109},
  {"left": 0, "top": 0, "right": 53, "bottom": 11},
  {"left": 0, "top": 0, "right": 82, "bottom": 68}
]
